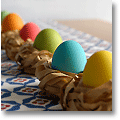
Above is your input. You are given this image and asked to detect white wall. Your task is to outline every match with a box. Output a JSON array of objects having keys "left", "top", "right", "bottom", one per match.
[{"left": 1, "top": 0, "right": 112, "bottom": 23}]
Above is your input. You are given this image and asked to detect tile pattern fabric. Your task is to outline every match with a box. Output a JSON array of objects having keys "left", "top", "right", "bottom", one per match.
[{"left": 1, "top": 20, "right": 112, "bottom": 111}]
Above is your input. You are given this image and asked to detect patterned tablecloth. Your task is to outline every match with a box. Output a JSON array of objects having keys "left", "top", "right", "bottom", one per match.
[{"left": 1, "top": 20, "right": 112, "bottom": 111}]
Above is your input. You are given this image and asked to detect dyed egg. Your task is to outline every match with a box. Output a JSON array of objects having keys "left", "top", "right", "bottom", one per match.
[
  {"left": 83, "top": 50, "right": 112, "bottom": 88},
  {"left": 20, "top": 22, "right": 41, "bottom": 42},
  {"left": 2, "top": 13, "right": 24, "bottom": 32},
  {"left": 51, "top": 40, "right": 87, "bottom": 74},
  {"left": 1, "top": 10, "right": 10, "bottom": 22},
  {"left": 33, "top": 28, "right": 62, "bottom": 53}
]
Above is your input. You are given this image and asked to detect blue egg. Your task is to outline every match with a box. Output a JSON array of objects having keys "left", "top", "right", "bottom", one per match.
[{"left": 51, "top": 40, "right": 87, "bottom": 74}]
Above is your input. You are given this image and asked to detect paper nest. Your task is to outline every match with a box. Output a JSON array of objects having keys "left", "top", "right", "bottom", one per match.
[{"left": 15, "top": 43, "right": 53, "bottom": 75}]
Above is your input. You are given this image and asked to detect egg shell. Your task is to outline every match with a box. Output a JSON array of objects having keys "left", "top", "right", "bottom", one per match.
[
  {"left": 2, "top": 13, "right": 24, "bottom": 32},
  {"left": 51, "top": 40, "right": 87, "bottom": 74},
  {"left": 1, "top": 11, "right": 10, "bottom": 22},
  {"left": 20, "top": 22, "right": 41, "bottom": 42},
  {"left": 33, "top": 28, "right": 63, "bottom": 53},
  {"left": 83, "top": 50, "right": 112, "bottom": 88}
]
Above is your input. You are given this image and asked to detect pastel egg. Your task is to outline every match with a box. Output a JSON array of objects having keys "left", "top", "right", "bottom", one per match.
[
  {"left": 20, "top": 22, "right": 41, "bottom": 42},
  {"left": 83, "top": 50, "right": 112, "bottom": 88},
  {"left": 51, "top": 40, "right": 87, "bottom": 74},
  {"left": 2, "top": 13, "right": 24, "bottom": 32},
  {"left": 33, "top": 28, "right": 63, "bottom": 53},
  {"left": 1, "top": 10, "right": 10, "bottom": 22}
]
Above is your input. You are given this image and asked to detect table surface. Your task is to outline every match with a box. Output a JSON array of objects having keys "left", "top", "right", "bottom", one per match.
[
  {"left": 1, "top": 19, "right": 112, "bottom": 111},
  {"left": 57, "top": 19, "right": 112, "bottom": 43}
]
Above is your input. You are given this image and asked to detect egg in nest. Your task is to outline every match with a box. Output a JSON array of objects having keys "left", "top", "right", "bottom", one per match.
[
  {"left": 2, "top": 13, "right": 24, "bottom": 32},
  {"left": 83, "top": 50, "right": 112, "bottom": 87},
  {"left": 20, "top": 22, "right": 41, "bottom": 42},
  {"left": 52, "top": 40, "right": 87, "bottom": 74}
]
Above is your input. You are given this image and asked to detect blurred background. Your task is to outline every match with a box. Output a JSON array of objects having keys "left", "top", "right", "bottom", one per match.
[{"left": 1, "top": 0, "right": 112, "bottom": 42}]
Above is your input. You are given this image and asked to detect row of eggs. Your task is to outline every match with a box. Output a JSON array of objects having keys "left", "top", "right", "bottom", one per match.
[{"left": 1, "top": 11, "right": 112, "bottom": 88}]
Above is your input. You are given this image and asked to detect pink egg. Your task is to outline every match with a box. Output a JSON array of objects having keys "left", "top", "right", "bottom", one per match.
[{"left": 20, "top": 22, "right": 41, "bottom": 41}]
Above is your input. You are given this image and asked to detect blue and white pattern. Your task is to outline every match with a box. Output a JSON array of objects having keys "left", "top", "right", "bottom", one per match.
[{"left": 1, "top": 20, "right": 112, "bottom": 111}]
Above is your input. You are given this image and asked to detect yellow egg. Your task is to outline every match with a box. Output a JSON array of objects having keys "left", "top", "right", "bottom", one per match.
[{"left": 83, "top": 50, "right": 112, "bottom": 87}]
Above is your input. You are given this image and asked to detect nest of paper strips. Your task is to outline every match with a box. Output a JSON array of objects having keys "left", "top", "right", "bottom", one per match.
[
  {"left": 15, "top": 43, "right": 53, "bottom": 75},
  {"left": 62, "top": 79, "right": 112, "bottom": 111},
  {"left": 35, "top": 59, "right": 112, "bottom": 111},
  {"left": 1, "top": 29, "right": 21, "bottom": 49},
  {"left": 1, "top": 30, "right": 25, "bottom": 61},
  {"left": 1, "top": 28, "right": 35, "bottom": 61}
]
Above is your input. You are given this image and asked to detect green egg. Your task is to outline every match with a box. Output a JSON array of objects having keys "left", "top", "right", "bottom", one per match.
[
  {"left": 1, "top": 10, "right": 10, "bottom": 22},
  {"left": 33, "top": 28, "right": 63, "bottom": 53}
]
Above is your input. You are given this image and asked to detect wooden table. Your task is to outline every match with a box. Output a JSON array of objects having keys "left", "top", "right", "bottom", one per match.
[{"left": 57, "top": 19, "right": 112, "bottom": 43}]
